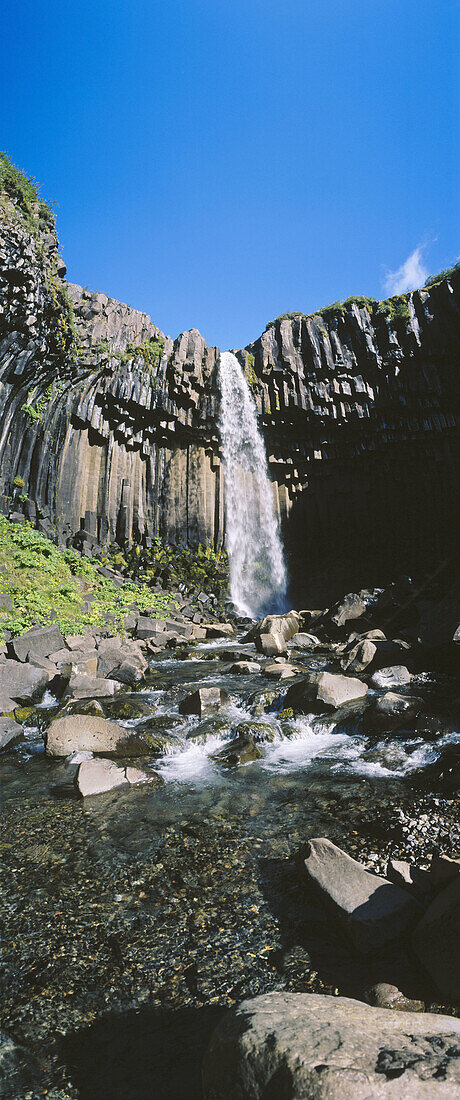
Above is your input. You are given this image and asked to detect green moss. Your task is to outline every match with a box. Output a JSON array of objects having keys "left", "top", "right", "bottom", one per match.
[
  {"left": 112, "top": 536, "right": 228, "bottom": 598},
  {"left": 21, "top": 381, "right": 66, "bottom": 424},
  {"left": 119, "top": 336, "right": 166, "bottom": 372},
  {"left": 245, "top": 353, "right": 258, "bottom": 388},
  {"left": 423, "top": 262, "right": 460, "bottom": 289},
  {"left": 0, "top": 516, "right": 174, "bottom": 640}
]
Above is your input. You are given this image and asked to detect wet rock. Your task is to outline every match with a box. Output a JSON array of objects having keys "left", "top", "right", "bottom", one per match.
[
  {"left": 370, "top": 666, "right": 412, "bottom": 688},
  {"left": 213, "top": 733, "right": 264, "bottom": 768},
  {"left": 54, "top": 749, "right": 94, "bottom": 784},
  {"left": 264, "top": 661, "right": 302, "bottom": 679},
  {"left": 0, "top": 661, "right": 49, "bottom": 703},
  {"left": 204, "top": 623, "right": 235, "bottom": 638},
  {"left": 303, "top": 837, "right": 420, "bottom": 952},
  {"left": 364, "top": 983, "right": 425, "bottom": 1012},
  {"left": 46, "top": 714, "right": 143, "bottom": 756},
  {"left": 330, "top": 591, "right": 367, "bottom": 627},
  {"left": 255, "top": 632, "right": 287, "bottom": 656},
  {"left": 6, "top": 623, "right": 65, "bottom": 663},
  {"left": 376, "top": 692, "right": 423, "bottom": 716},
  {"left": 410, "top": 744, "right": 460, "bottom": 794},
  {"left": 0, "top": 717, "right": 23, "bottom": 751},
  {"left": 236, "top": 721, "right": 276, "bottom": 743},
  {"left": 229, "top": 661, "right": 261, "bottom": 674},
  {"left": 59, "top": 698, "right": 105, "bottom": 718},
  {"left": 413, "top": 877, "right": 460, "bottom": 1002},
  {"left": 179, "top": 686, "right": 228, "bottom": 716},
  {"left": 75, "top": 758, "right": 160, "bottom": 797},
  {"left": 202, "top": 991, "right": 460, "bottom": 1098},
  {"left": 285, "top": 672, "right": 368, "bottom": 712}
]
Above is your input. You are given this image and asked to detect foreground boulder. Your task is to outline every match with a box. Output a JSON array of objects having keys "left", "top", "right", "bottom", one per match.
[
  {"left": 244, "top": 611, "right": 300, "bottom": 644},
  {"left": 6, "top": 623, "right": 66, "bottom": 663},
  {"left": 370, "top": 665, "right": 411, "bottom": 688},
  {"left": 0, "top": 717, "right": 23, "bottom": 751},
  {"left": 75, "top": 758, "right": 162, "bottom": 797},
  {"left": 304, "top": 837, "right": 419, "bottom": 952},
  {"left": 203, "top": 991, "right": 460, "bottom": 1098},
  {"left": 46, "top": 715, "right": 149, "bottom": 756},
  {"left": 285, "top": 672, "right": 368, "bottom": 712}
]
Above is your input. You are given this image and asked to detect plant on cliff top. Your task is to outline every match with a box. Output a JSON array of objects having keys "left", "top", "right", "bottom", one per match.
[
  {"left": 0, "top": 517, "right": 173, "bottom": 639},
  {"left": 0, "top": 152, "right": 54, "bottom": 235}
]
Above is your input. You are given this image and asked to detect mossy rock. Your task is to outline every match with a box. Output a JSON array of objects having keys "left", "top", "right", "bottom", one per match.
[
  {"left": 101, "top": 697, "right": 153, "bottom": 721},
  {"left": 235, "top": 721, "right": 276, "bottom": 744}
]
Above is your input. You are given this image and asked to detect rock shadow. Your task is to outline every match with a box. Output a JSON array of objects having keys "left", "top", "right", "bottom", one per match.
[
  {"left": 258, "top": 855, "right": 430, "bottom": 1003},
  {"left": 61, "top": 1004, "right": 228, "bottom": 1100}
]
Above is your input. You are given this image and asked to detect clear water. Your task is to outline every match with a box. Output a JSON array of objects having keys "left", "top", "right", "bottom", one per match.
[{"left": 218, "top": 351, "right": 287, "bottom": 617}]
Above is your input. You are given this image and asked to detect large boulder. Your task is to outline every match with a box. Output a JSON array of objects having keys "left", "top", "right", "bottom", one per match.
[
  {"left": 285, "top": 672, "right": 368, "bottom": 712},
  {"left": 46, "top": 715, "right": 154, "bottom": 757},
  {"left": 0, "top": 661, "right": 49, "bottom": 703},
  {"left": 75, "top": 758, "right": 162, "bottom": 797},
  {"left": 62, "top": 673, "right": 121, "bottom": 700},
  {"left": 412, "top": 877, "right": 460, "bottom": 1002},
  {"left": 255, "top": 632, "right": 287, "bottom": 656},
  {"left": 6, "top": 623, "right": 66, "bottom": 663},
  {"left": 203, "top": 992, "right": 460, "bottom": 1098},
  {"left": 303, "top": 837, "right": 420, "bottom": 952},
  {"left": 370, "top": 666, "right": 412, "bottom": 688},
  {"left": 340, "top": 638, "right": 377, "bottom": 673}
]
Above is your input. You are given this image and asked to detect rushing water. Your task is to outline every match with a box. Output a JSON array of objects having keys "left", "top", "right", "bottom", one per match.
[{"left": 218, "top": 351, "right": 287, "bottom": 617}]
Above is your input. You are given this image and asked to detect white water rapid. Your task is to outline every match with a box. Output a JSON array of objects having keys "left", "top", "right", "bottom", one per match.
[{"left": 218, "top": 350, "right": 287, "bottom": 617}]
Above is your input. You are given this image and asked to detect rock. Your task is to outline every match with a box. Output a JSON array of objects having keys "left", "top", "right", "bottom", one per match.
[
  {"left": 264, "top": 662, "right": 302, "bottom": 679},
  {"left": 65, "top": 633, "right": 95, "bottom": 651},
  {"left": 413, "top": 877, "right": 460, "bottom": 1002},
  {"left": 411, "top": 745, "right": 460, "bottom": 794},
  {"left": 370, "top": 666, "right": 412, "bottom": 688},
  {"left": 202, "top": 991, "right": 460, "bottom": 1098},
  {"left": 135, "top": 616, "right": 169, "bottom": 640},
  {"left": 255, "top": 632, "right": 287, "bottom": 656},
  {"left": 0, "top": 593, "right": 13, "bottom": 611},
  {"left": 340, "top": 639, "right": 377, "bottom": 673},
  {"left": 376, "top": 692, "right": 423, "bottom": 716},
  {"left": 212, "top": 733, "right": 263, "bottom": 768},
  {"left": 75, "top": 757, "right": 162, "bottom": 797},
  {"left": 6, "top": 623, "right": 66, "bottom": 663},
  {"left": 0, "top": 717, "right": 23, "bottom": 751},
  {"left": 229, "top": 661, "right": 261, "bottom": 674},
  {"left": 330, "top": 591, "right": 367, "bottom": 627},
  {"left": 284, "top": 672, "right": 368, "bottom": 712},
  {"left": 0, "top": 660, "right": 49, "bottom": 703},
  {"left": 430, "top": 853, "right": 460, "bottom": 888},
  {"left": 46, "top": 715, "right": 142, "bottom": 756},
  {"left": 386, "top": 860, "right": 432, "bottom": 900},
  {"left": 179, "top": 687, "right": 228, "bottom": 716},
  {"left": 112, "top": 658, "right": 146, "bottom": 685},
  {"left": 288, "top": 632, "right": 320, "bottom": 647},
  {"left": 62, "top": 673, "right": 120, "bottom": 700},
  {"left": 244, "top": 611, "right": 300, "bottom": 644},
  {"left": 54, "top": 749, "right": 94, "bottom": 784},
  {"left": 204, "top": 623, "right": 235, "bottom": 638},
  {"left": 364, "top": 983, "right": 425, "bottom": 1012},
  {"left": 0, "top": 695, "right": 17, "bottom": 715},
  {"left": 303, "top": 837, "right": 420, "bottom": 952}
]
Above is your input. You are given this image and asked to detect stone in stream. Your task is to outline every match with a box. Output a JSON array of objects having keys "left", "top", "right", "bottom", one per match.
[
  {"left": 364, "top": 982, "right": 425, "bottom": 1012},
  {"left": 46, "top": 714, "right": 158, "bottom": 757},
  {"left": 212, "top": 733, "right": 264, "bottom": 768},
  {"left": 6, "top": 623, "right": 66, "bottom": 662},
  {"left": 340, "top": 638, "right": 377, "bottom": 673},
  {"left": 229, "top": 661, "right": 261, "bottom": 674},
  {"left": 303, "top": 838, "right": 420, "bottom": 952},
  {"left": 288, "top": 632, "right": 320, "bottom": 648},
  {"left": 255, "top": 632, "right": 287, "bottom": 656},
  {"left": 179, "top": 686, "right": 228, "bottom": 716},
  {"left": 386, "top": 860, "right": 432, "bottom": 900},
  {"left": 244, "top": 611, "right": 300, "bottom": 644},
  {"left": 202, "top": 991, "right": 460, "bottom": 1098},
  {"left": 204, "top": 623, "right": 235, "bottom": 638},
  {"left": 0, "top": 660, "right": 49, "bottom": 704},
  {"left": 285, "top": 671, "right": 368, "bottom": 712},
  {"left": 370, "top": 665, "right": 412, "bottom": 688},
  {"left": 412, "top": 877, "right": 460, "bottom": 1002},
  {"left": 0, "top": 716, "right": 23, "bottom": 751},
  {"left": 264, "top": 661, "right": 302, "bottom": 680},
  {"left": 376, "top": 691, "right": 423, "bottom": 716},
  {"left": 75, "top": 758, "right": 162, "bottom": 797}
]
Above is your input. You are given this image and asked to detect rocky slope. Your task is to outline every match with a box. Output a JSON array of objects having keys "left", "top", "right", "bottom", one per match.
[{"left": 1, "top": 159, "right": 459, "bottom": 596}]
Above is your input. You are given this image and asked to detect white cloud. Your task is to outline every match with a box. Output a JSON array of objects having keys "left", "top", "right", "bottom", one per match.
[{"left": 383, "top": 246, "right": 428, "bottom": 296}]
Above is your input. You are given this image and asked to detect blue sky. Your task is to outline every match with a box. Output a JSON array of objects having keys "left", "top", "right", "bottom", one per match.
[{"left": 2, "top": 0, "right": 459, "bottom": 349}]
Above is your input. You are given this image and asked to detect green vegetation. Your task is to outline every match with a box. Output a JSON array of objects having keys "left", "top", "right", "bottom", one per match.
[
  {"left": 0, "top": 517, "right": 173, "bottom": 640},
  {"left": 245, "top": 353, "right": 258, "bottom": 388},
  {"left": 110, "top": 537, "right": 229, "bottom": 598},
  {"left": 423, "top": 262, "right": 460, "bottom": 289},
  {"left": 119, "top": 335, "right": 166, "bottom": 371},
  {"left": 21, "top": 381, "right": 66, "bottom": 423},
  {"left": 0, "top": 152, "right": 54, "bottom": 237}
]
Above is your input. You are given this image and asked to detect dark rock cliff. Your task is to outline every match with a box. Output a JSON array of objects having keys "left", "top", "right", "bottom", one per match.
[{"left": 0, "top": 173, "right": 459, "bottom": 599}]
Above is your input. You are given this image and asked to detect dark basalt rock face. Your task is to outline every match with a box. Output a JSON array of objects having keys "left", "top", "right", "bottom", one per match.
[{"left": 0, "top": 187, "right": 459, "bottom": 596}]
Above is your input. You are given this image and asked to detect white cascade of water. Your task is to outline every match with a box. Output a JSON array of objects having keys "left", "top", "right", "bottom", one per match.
[{"left": 218, "top": 350, "right": 287, "bottom": 618}]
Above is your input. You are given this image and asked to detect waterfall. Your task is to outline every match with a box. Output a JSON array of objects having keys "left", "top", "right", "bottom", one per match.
[{"left": 218, "top": 351, "right": 287, "bottom": 618}]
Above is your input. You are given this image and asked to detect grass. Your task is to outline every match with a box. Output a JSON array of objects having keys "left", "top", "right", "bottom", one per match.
[
  {"left": 0, "top": 151, "right": 54, "bottom": 237},
  {"left": 0, "top": 517, "right": 174, "bottom": 640}
]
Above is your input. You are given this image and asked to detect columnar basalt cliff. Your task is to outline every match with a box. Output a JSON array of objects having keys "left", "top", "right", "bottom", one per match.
[{"left": 1, "top": 167, "right": 459, "bottom": 596}]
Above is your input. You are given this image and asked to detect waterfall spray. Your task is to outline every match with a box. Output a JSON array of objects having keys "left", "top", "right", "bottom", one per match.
[{"left": 218, "top": 351, "right": 287, "bottom": 618}]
